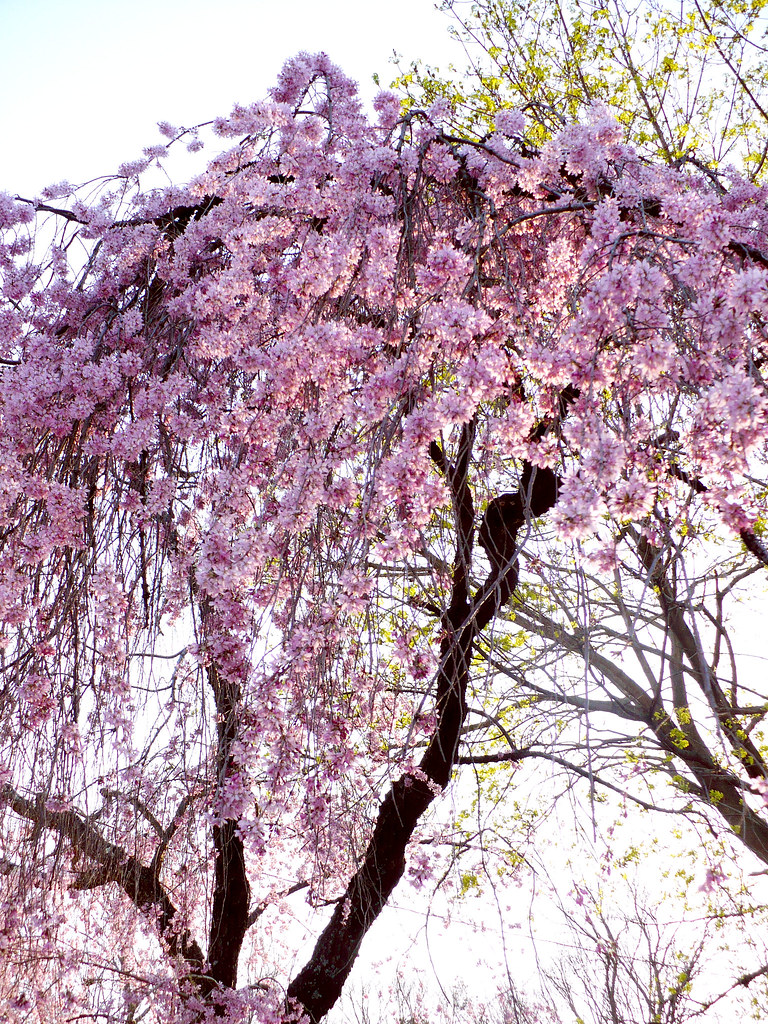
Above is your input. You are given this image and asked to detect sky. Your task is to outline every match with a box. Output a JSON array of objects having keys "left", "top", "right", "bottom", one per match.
[{"left": 0, "top": 0, "right": 467, "bottom": 197}]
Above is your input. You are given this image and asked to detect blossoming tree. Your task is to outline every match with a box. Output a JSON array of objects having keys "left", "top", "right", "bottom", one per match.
[{"left": 1, "top": 50, "right": 768, "bottom": 1023}]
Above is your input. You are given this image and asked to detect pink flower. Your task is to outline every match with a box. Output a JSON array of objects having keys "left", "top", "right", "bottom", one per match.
[
  {"left": 609, "top": 473, "right": 655, "bottom": 520},
  {"left": 495, "top": 109, "right": 525, "bottom": 137},
  {"left": 699, "top": 865, "right": 726, "bottom": 894},
  {"left": 373, "top": 91, "right": 401, "bottom": 130}
]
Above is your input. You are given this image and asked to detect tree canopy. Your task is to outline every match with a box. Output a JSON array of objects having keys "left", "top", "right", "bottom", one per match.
[
  {"left": 395, "top": 0, "right": 768, "bottom": 177},
  {"left": 1, "top": 35, "right": 768, "bottom": 1024}
]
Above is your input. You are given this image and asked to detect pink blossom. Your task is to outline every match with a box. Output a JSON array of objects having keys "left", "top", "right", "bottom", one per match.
[
  {"left": 494, "top": 108, "right": 525, "bottom": 137},
  {"left": 699, "top": 864, "right": 727, "bottom": 894},
  {"left": 373, "top": 90, "right": 401, "bottom": 130},
  {"left": 609, "top": 473, "right": 655, "bottom": 520}
]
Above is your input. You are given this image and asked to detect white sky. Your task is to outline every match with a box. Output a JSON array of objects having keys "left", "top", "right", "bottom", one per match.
[{"left": 0, "top": 0, "right": 467, "bottom": 196}]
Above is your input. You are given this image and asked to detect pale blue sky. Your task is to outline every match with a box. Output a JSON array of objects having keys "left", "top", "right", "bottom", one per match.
[{"left": 0, "top": 0, "right": 465, "bottom": 195}]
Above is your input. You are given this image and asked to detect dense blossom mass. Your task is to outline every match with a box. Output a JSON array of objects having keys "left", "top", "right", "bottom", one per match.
[{"left": 1, "top": 51, "right": 768, "bottom": 1023}]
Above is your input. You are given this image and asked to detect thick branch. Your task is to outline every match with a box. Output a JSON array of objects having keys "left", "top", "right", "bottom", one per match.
[
  {"left": 509, "top": 607, "right": 653, "bottom": 719},
  {"left": 205, "top": 655, "right": 251, "bottom": 991},
  {"left": 0, "top": 783, "right": 206, "bottom": 977},
  {"left": 635, "top": 532, "right": 767, "bottom": 778},
  {"left": 739, "top": 527, "right": 768, "bottom": 568},
  {"left": 492, "top": 593, "right": 768, "bottom": 864},
  {"left": 209, "top": 820, "right": 250, "bottom": 989},
  {"left": 287, "top": 420, "right": 514, "bottom": 1022}
]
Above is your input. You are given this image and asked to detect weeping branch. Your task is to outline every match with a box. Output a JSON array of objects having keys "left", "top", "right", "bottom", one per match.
[{"left": 0, "top": 782, "right": 207, "bottom": 980}]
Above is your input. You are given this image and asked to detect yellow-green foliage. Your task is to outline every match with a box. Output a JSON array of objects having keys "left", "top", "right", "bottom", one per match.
[{"left": 391, "top": 0, "right": 768, "bottom": 180}]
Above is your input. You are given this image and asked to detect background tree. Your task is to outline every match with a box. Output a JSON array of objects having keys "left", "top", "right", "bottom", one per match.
[
  {"left": 394, "top": 0, "right": 768, "bottom": 177},
  {"left": 1, "top": 44, "right": 768, "bottom": 1024},
  {"left": 386, "top": 0, "right": 768, "bottom": 936}
]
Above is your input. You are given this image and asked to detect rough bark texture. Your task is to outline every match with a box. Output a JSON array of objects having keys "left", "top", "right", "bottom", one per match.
[
  {"left": 209, "top": 821, "right": 251, "bottom": 990},
  {"left": 205, "top": 653, "right": 251, "bottom": 993}
]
